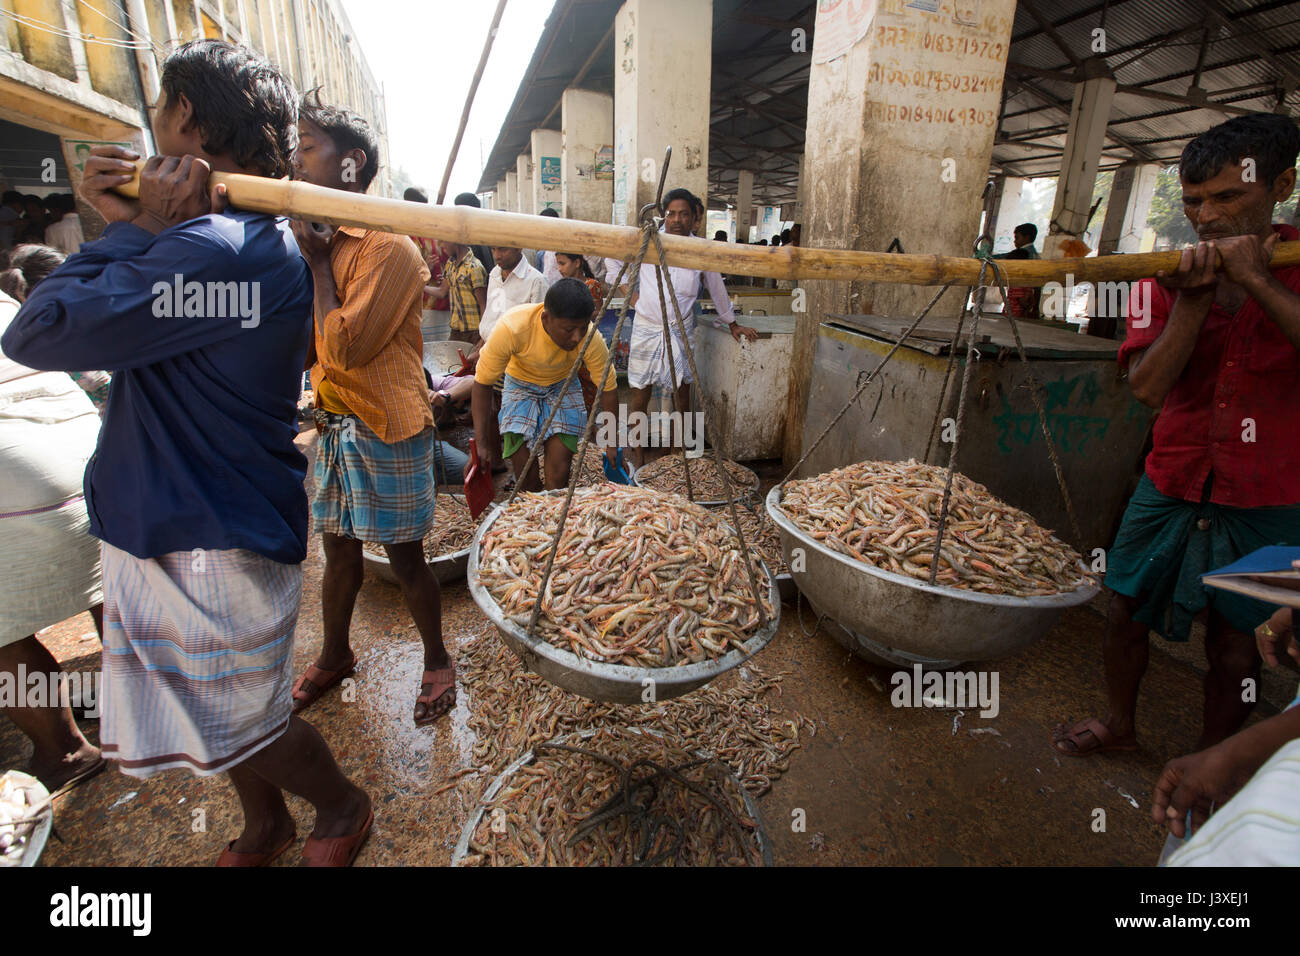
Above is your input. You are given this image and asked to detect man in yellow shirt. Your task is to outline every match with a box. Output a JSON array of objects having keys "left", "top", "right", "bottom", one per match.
[{"left": 473, "top": 279, "right": 619, "bottom": 491}]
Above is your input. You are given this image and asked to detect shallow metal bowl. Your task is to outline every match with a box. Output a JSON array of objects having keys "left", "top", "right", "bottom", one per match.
[
  {"left": 467, "top": 492, "right": 780, "bottom": 704},
  {"left": 765, "top": 485, "right": 1099, "bottom": 663},
  {"left": 631, "top": 458, "right": 759, "bottom": 507},
  {"left": 362, "top": 544, "right": 472, "bottom": 586},
  {"left": 451, "top": 727, "right": 772, "bottom": 866}
]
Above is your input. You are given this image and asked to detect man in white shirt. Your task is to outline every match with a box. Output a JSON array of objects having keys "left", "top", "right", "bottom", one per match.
[
  {"left": 43, "top": 195, "right": 84, "bottom": 256},
  {"left": 605, "top": 187, "right": 757, "bottom": 466},
  {"left": 479, "top": 245, "right": 550, "bottom": 349}
]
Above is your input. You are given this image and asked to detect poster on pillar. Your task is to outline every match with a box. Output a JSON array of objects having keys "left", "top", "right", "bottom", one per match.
[
  {"left": 540, "top": 157, "right": 561, "bottom": 187},
  {"left": 595, "top": 145, "right": 614, "bottom": 181},
  {"left": 814, "top": 0, "right": 878, "bottom": 63}
]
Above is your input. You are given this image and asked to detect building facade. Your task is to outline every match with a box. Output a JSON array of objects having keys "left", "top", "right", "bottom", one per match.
[{"left": 0, "top": 0, "right": 390, "bottom": 239}]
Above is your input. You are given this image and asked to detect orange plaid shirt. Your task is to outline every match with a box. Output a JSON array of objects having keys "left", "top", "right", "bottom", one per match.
[{"left": 310, "top": 227, "right": 434, "bottom": 443}]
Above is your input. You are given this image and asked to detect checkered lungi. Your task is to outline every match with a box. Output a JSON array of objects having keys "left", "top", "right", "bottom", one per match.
[
  {"left": 97, "top": 542, "right": 301, "bottom": 777},
  {"left": 499, "top": 373, "right": 586, "bottom": 447},
  {"left": 627, "top": 312, "right": 697, "bottom": 390},
  {"left": 312, "top": 411, "right": 434, "bottom": 544}
]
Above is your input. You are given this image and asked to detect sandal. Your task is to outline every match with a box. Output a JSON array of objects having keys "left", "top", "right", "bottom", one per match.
[
  {"left": 414, "top": 665, "right": 456, "bottom": 726},
  {"left": 291, "top": 655, "right": 356, "bottom": 713},
  {"left": 217, "top": 832, "right": 295, "bottom": 867},
  {"left": 1052, "top": 717, "right": 1137, "bottom": 757},
  {"left": 302, "top": 810, "right": 373, "bottom": 867}
]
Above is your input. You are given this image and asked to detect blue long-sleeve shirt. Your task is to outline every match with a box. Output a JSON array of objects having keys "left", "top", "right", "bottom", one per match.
[{"left": 1, "top": 213, "right": 313, "bottom": 563}]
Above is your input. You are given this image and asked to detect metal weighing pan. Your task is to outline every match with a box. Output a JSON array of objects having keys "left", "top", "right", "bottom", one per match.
[
  {"left": 765, "top": 485, "right": 1099, "bottom": 663},
  {"left": 362, "top": 543, "right": 472, "bottom": 586},
  {"left": 467, "top": 492, "right": 780, "bottom": 704},
  {"left": 451, "top": 727, "right": 772, "bottom": 867},
  {"left": 631, "top": 458, "right": 759, "bottom": 507}
]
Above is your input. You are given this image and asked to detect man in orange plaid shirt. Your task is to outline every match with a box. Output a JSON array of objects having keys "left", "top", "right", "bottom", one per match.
[{"left": 290, "top": 93, "right": 456, "bottom": 728}]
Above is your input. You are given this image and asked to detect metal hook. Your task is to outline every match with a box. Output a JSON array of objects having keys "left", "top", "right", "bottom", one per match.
[
  {"left": 972, "top": 233, "right": 995, "bottom": 259},
  {"left": 638, "top": 146, "right": 673, "bottom": 226}
]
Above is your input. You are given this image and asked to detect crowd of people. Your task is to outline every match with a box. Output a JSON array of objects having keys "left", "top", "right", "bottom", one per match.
[{"left": 0, "top": 36, "right": 1298, "bottom": 869}]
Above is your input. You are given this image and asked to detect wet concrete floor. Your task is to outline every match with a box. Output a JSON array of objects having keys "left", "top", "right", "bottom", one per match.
[{"left": 4, "top": 429, "right": 1294, "bottom": 866}]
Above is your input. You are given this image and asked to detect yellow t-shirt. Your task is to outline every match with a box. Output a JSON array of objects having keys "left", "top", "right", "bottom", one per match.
[
  {"left": 314, "top": 378, "right": 352, "bottom": 414},
  {"left": 474, "top": 303, "right": 616, "bottom": 391}
]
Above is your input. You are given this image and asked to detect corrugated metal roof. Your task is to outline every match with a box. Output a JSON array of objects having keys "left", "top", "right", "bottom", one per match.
[{"left": 478, "top": 0, "right": 1300, "bottom": 196}]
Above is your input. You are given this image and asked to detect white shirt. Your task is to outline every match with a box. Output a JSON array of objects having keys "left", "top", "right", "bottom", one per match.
[
  {"left": 479, "top": 255, "right": 550, "bottom": 343},
  {"left": 44, "top": 214, "right": 84, "bottom": 256},
  {"left": 604, "top": 253, "right": 736, "bottom": 327}
]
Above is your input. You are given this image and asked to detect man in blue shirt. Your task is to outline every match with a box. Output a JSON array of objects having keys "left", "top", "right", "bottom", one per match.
[{"left": 1, "top": 40, "right": 372, "bottom": 868}]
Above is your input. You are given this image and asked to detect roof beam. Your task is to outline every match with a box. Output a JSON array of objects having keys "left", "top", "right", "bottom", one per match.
[{"left": 1018, "top": 0, "right": 1082, "bottom": 69}]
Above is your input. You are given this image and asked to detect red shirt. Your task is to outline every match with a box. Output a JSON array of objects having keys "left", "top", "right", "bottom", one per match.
[{"left": 1118, "top": 223, "right": 1300, "bottom": 508}]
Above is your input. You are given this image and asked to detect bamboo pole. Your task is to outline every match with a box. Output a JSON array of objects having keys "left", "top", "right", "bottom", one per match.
[
  {"left": 436, "top": 0, "right": 508, "bottom": 205},
  {"left": 113, "top": 167, "right": 1300, "bottom": 288}
]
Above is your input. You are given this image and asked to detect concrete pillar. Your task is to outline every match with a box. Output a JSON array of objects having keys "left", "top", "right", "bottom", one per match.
[
  {"left": 531, "top": 129, "right": 562, "bottom": 214},
  {"left": 1043, "top": 75, "right": 1117, "bottom": 259},
  {"left": 612, "top": 0, "right": 712, "bottom": 225},
  {"left": 503, "top": 171, "right": 518, "bottom": 213},
  {"left": 515, "top": 154, "right": 533, "bottom": 215},
  {"left": 991, "top": 176, "right": 1026, "bottom": 250},
  {"left": 794, "top": 153, "right": 807, "bottom": 223},
  {"left": 735, "top": 170, "right": 754, "bottom": 243},
  {"left": 1098, "top": 162, "right": 1159, "bottom": 255},
  {"left": 786, "top": 0, "right": 1016, "bottom": 466},
  {"left": 562, "top": 88, "right": 614, "bottom": 223},
  {"left": 495, "top": 177, "right": 511, "bottom": 212}
]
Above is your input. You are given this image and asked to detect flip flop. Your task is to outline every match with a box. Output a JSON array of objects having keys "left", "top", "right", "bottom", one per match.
[
  {"left": 1051, "top": 717, "right": 1138, "bottom": 758},
  {"left": 291, "top": 655, "right": 356, "bottom": 713},
  {"left": 301, "top": 810, "right": 374, "bottom": 867},
  {"left": 414, "top": 665, "right": 456, "bottom": 726},
  {"left": 45, "top": 755, "right": 107, "bottom": 800},
  {"left": 216, "top": 832, "right": 295, "bottom": 867}
]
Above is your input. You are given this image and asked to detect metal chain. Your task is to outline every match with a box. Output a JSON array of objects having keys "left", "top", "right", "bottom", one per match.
[
  {"left": 647, "top": 227, "right": 769, "bottom": 630},
  {"left": 653, "top": 262, "right": 696, "bottom": 502}
]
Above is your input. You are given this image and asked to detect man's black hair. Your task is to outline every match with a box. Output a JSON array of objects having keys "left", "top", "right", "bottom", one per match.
[
  {"left": 2, "top": 191, "right": 21, "bottom": 206},
  {"left": 161, "top": 39, "right": 298, "bottom": 179},
  {"left": 300, "top": 88, "right": 379, "bottom": 190},
  {"left": 780, "top": 228, "right": 791, "bottom": 242},
  {"left": 1015, "top": 222, "right": 1038, "bottom": 242},
  {"left": 404, "top": 187, "right": 428, "bottom": 203},
  {"left": 539, "top": 207, "right": 559, "bottom": 218},
  {"left": 454, "top": 192, "right": 481, "bottom": 208},
  {"left": 1181, "top": 114, "right": 1300, "bottom": 187},
  {"left": 662, "top": 187, "right": 700, "bottom": 212},
  {"left": 714, "top": 230, "right": 727, "bottom": 240},
  {"left": 544, "top": 277, "right": 595, "bottom": 321}
]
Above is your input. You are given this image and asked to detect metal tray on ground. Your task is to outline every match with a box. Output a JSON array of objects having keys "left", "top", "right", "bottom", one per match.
[
  {"left": 631, "top": 458, "right": 759, "bottom": 507},
  {"left": 467, "top": 493, "right": 780, "bottom": 704},
  {"left": 451, "top": 727, "right": 772, "bottom": 867},
  {"left": 362, "top": 544, "right": 472, "bottom": 586},
  {"left": 765, "top": 485, "right": 1099, "bottom": 663},
  {"left": 0, "top": 771, "right": 52, "bottom": 868}
]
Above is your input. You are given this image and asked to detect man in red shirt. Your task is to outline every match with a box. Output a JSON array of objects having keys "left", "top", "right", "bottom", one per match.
[{"left": 1054, "top": 114, "right": 1300, "bottom": 758}]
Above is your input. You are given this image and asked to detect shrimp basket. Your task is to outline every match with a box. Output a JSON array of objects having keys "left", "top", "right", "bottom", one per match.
[
  {"left": 467, "top": 494, "right": 781, "bottom": 704},
  {"left": 451, "top": 727, "right": 773, "bottom": 867},
  {"left": 765, "top": 485, "right": 1099, "bottom": 663}
]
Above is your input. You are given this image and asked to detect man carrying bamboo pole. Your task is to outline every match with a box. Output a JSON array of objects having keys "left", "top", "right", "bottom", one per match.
[
  {"left": 1, "top": 40, "right": 372, "bottom": 867},
  {"left": 1054, "top": 114, "right": 1300, "bottom": 759},
  {"left": 288, "top": 92, "right": 456, "bottom": 728},
  {"left": 604, "top": 188, "right": 758, "bottom": 468}
]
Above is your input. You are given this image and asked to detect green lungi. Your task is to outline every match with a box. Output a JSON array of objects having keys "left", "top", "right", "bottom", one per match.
[{"left": 1105, "top": 474, "right": 1300, "bottom": 642}]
